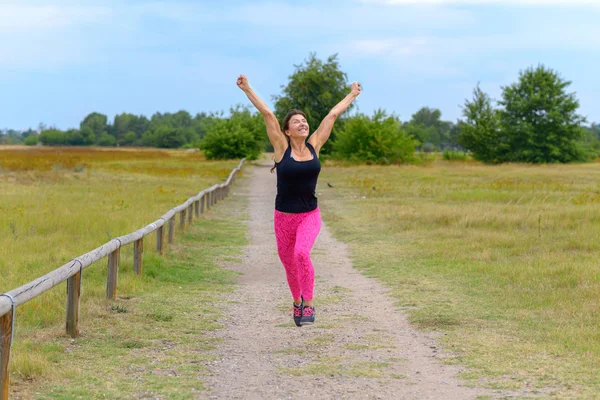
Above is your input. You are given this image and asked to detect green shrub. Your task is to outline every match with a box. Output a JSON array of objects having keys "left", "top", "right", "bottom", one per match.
[
  {"left": 442, "top": 149, "right": 470, "bottom": 161},
  {"left": 333, "top": 109, "right": 417, "bottom": 164},
  {"left": 39, "top": 129, "right": 67, "bottom": 146},
  {"left": 24, "top": 135, "right": 39, "bottom": 146},
  {"left": 200, "top": 119, "right": 262, "bottom": 160}
]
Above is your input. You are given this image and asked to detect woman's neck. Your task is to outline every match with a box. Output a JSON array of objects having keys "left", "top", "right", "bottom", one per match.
[{"left": 289, "top": 137, "right": 307, "bottom": 152}]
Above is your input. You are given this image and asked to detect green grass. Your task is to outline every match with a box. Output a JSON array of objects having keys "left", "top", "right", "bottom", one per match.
[
  {"left": 0, "top": 147, "right": 245, "bottom": 398},
  {"left": 319, "top": 160, "right": 600, "bottom": 399},
  {"left": 1, "top": 147, "right": 238, "bottom": 329},
  {"left": 11, "top": 180, "right": 247, "bottom": 399}
]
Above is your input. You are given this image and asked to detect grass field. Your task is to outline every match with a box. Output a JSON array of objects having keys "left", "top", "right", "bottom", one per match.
[
  {"left": 0, "top": 146, "right": 243, "bottom": 393},
  {"left": 4, "top": 147, "right": 600, "bottom": 398},
  {"left": 319, "top": 159, "right": 600, "bottom": 398}
]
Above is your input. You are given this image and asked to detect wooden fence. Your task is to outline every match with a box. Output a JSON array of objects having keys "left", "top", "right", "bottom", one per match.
[{"left": 0, "top": 159, "right": 245, "bottom": 399}]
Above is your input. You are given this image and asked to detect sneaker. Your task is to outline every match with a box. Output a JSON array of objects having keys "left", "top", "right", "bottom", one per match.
[
  {"left": 300, "top": 306, "right": 315, "bottom": 325},
  {"left": 293, "top": 300, "right": 303, "bottom": 327}
]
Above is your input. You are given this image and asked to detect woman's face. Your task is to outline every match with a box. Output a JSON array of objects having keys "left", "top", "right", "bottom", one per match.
[{"left": 285, "top": 114, "right": 309, "bottom": 138}]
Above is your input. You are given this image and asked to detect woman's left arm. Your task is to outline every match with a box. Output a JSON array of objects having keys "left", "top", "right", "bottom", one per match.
[{"left": 308, "top": 82, "right": 361, "bottom": 155}]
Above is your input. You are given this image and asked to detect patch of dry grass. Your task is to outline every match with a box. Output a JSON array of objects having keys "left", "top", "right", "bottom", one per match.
[
  {"left": 319, "top": 160, "right": 600, "bottom": 398},
  {"left": 0, "top": 146, "right": 243, "bottom": 396}
]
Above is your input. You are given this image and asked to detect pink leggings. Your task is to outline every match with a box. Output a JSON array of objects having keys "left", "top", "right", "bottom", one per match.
[{"left": 274, "top": 207, "right": 322, "bottom": 301}]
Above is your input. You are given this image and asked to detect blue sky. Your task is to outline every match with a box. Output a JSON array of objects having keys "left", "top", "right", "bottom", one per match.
[{"left": 1, "top": 0, "right": 599, "bottom": 130}]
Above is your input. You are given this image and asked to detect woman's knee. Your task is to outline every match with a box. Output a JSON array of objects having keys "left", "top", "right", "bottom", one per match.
[{"left": 294, "top": 249, "right": 311, "bottom": 264}]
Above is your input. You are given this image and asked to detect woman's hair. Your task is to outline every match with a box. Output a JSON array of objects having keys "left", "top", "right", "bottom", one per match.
[
  {"left": 282, "top": 109, "right": 307, "bottom": 134},
  {"left": 271, "top": 109, "right": 307, "bottom": 173}
]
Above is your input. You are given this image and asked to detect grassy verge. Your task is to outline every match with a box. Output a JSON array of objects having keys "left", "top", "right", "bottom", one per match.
[
  {"left": 319, "top": 160, "right": 600, "bottom": 399},
  {"left": 0, "top": 147, "right": 246, "bottom": 397},
  {"left": 11, "top": 178, "right": 248, "bottom": 399}
]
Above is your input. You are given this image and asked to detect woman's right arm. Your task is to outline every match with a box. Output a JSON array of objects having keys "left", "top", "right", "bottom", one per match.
[{"left": 237, "top": 75, "right": 287, "bottom": 156}]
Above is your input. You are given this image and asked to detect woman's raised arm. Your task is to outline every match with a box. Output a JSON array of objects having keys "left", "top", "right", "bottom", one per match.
[
  {"left": 237, "top": 74, "right": 287, "bottom": 155},
  {"left": 308, "top": 82, "right": 361, "bottom": 155}
]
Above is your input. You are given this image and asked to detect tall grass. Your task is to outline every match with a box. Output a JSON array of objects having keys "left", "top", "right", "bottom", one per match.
[
  {"left": 1, "top": 147, "right": 238, "bottom": 329},
  {"left": 319, "top": 160, "right": 600, "bottom": 398}
]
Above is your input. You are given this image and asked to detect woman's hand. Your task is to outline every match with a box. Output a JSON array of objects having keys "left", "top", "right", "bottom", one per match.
[
  {"left": 350, "top": 82, "right": 362, "bottom": 97},
  {"left": 237, "top": 74, "right": 250, "bottom": 92}
]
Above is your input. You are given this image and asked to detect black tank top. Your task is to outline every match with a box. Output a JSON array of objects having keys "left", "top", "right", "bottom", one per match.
[{"left": 275, "top": 142, "right": 321, "bottom": 213}]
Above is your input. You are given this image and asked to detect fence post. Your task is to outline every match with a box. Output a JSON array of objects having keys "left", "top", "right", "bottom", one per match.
[
  {"left": 194, "top": 200, "right": 200, "bottom": 217},
  {"left": 200, "top": 194, "right": 205, "bottom": 214},
  {"left": 66, "top": 270, "right": 81, "bottom": 337},
  {"left": 135, "top": 238, "right": 145, "bottom": 272},
  {"left": 168, "top": 217, "right": 175, "bottom": 243},
  {"left": 155, "top": 226, "right": 163, "bottom": 255},
  {"left": 0, "top": 309, "right": 13, "bottom": 400},
  {"left": 180, "top": 209, "right": 186, "bottom": 230},
  {"left": 188, "top": 204, "right": 193, "bottom": 224},
  {"left": 206, "top": 192, "right": 211, "bottom": 210},
  {"left": 106, "top": 248, "right": 120, "bottom": 300}
]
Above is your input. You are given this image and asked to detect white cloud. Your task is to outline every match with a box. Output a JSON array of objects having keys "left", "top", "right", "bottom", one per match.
[{"left": 347, "top": 23, "right": 600, "bottom": 60}]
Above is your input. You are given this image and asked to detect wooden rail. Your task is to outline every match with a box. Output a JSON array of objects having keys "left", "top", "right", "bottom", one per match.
[{"left": 0, "top": 158, "right": 245, "bottom": 399}]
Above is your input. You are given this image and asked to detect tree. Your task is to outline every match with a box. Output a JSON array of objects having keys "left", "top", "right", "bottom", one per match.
[
  {"left": 113, "top": 113, "right": 138, "bottom": 144},
  {"left": 65, "top": 129, "right": 85, "bottom": 145},
  {"left": 403, "top": 107, "right": 454, "bottom": 150},
  {"left": 193, "top": 112, "right": 212, "bottom": 139},
  {"left": 97, "top": 133, "right": 116, "bottom": 146},
  {"left": 498, "top": 65, "right": 585, "bottom": 163},
  {"left": 273, "top": 53, "right": 351, "bottom": 155},
  {"left": 578, "top": 124, "right": 600, "bottom": 159},
  {"left": 154, "top": 126, "right": 187, "bottom": 148},
  {"left": 80, "top": 112, "right": 108, "bottom": 144},
  {"left": 80, "top": 126, "right": 96, "bottom": 145},
  {"left": 122, "top": 131, "right": 138, "bottom": 146},
  {"left": 229, "top": 105, "right": 266, "bottom": 148},
  {"left": 39, "top": 129, "right": 68, "bottom": 146},
  {"left": 588, "top": 123, "right": 600, "bottom": 140},
  {"left": 333, "top": 109, "right": 417, "bottom": 164},
  {"left": 21, "top": 129, "right": 37, "bottom": 139},
  {"left": 458, "top": 84, "right": 505, "bottom": 163},
  {"left": 24, "top": 135, "right": 38, "bottom": 146},
  {"left": 133, "top": 115, "right": 150, "bottom": 138},
  {"left": 172, "top": 110, "right": 193, "bottom": 128}
]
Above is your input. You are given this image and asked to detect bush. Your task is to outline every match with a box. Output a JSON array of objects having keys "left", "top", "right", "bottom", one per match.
[
  {"left": 96, "top": 133, "right": 116, "bottom": 147},
  {"left": 333, "top": 109, "right": 417, "bottom": 164},
  {"left": 121, "top": 131, "right": 138, "bottom": 146},
  {"left": 24, "top": 135, "right": 39, "bottom": 146},
  {"left": 154, "top": 126, "right": 187, "bottom": 148},
  {"left": 443, "top": 149, "right": 470, "bottom": 161},
  {"left": 575, "top": 128, "right": 600, "bottom": 161},
  {"left": 200, "top": 118, "right": 262, "bottom": 160},
  {"left": 39, "top": 129, "right": 67, "bottom": 146}
]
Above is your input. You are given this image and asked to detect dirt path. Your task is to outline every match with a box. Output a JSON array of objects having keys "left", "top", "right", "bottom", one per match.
[{"left": 202, "top": 163, "right": 491, "bottom": 399}]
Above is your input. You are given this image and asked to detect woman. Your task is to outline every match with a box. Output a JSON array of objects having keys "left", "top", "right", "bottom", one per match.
[{"left": 237, "top": 74, "right": 361, "bottom": 326}]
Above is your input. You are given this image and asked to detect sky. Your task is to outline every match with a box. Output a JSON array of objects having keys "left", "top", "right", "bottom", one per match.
[{"left": 1, "top": 0, "right": 599, "bottom": 131}]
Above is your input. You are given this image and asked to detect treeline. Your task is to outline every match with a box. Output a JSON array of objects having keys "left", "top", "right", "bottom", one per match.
[
  {"left": 2, "top": 111, "right": 209, "bottom": 148},
  {"left": 0, "top": 106, "right": 268, "bottom": 154},
  {"left": 3, "top": 108, "right": 598, "bottom": 159},
  {"left": 2, "top": 54, "right": 600, "bottom": 164}
]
